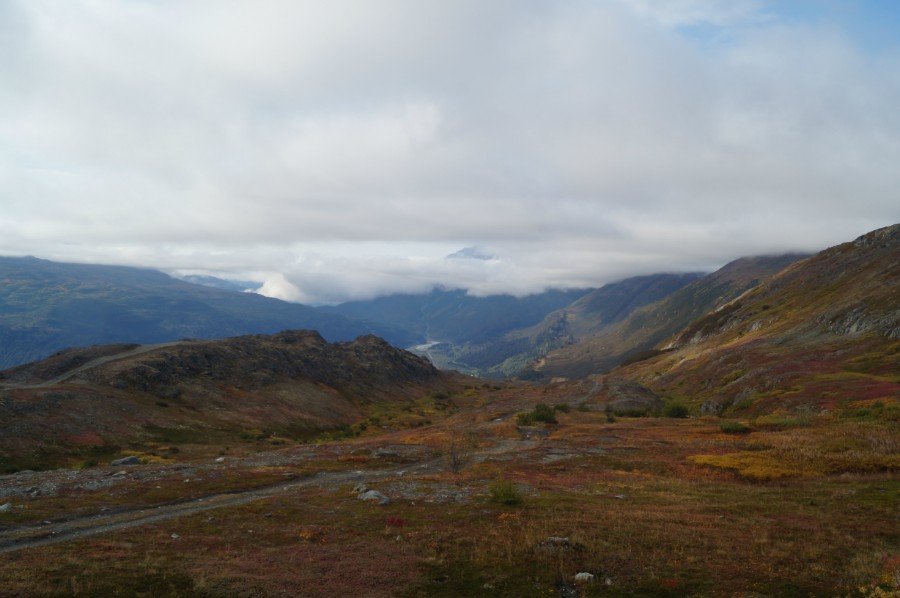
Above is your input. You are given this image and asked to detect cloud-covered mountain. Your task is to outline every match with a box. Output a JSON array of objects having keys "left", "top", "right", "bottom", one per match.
[
  {"left": 324, "top": 274, "right": 703, "bottom": 376},
  {"left": 0, "top": 257, "right": 412, "bottom": 369},
  {"left": 522, "top": 254, "right": 807, "bottom": 380},
  {"left": 2, "top": 2, "right": 896, "bottom": 302}
]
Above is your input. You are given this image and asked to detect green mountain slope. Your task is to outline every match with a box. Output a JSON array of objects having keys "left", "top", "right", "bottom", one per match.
[{"left": 0, "top": 257, "right": 413, "bottom": 369}]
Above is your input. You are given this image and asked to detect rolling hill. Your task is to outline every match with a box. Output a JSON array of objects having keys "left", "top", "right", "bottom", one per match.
[{"left": 0, "top": 330, "right": 459, "bottom": 470}]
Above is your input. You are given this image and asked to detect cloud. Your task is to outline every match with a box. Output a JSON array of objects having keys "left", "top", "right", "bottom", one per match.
[{"left": 1, "top": 0, "right": 898, "bottom": 303}]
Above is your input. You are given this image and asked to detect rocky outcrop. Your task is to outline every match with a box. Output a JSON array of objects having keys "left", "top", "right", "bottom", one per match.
[
  {"left": 818, "top": 303, "right": 900, "bottom": 339},
  {"left": 604, "top": 378, "right": 663, "bottom": 413},
  {"left": 0, "top": 331, "right": 455, "bottom": 468},
  {"left": 76, "top": 331, "right": 440, "bottom": 401}
]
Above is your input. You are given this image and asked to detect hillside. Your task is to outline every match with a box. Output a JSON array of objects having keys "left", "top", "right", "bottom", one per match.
[
  {"left": 0, "top": 227, "right": 898, "bottom": 597},
  {"left": 325, "top": 287, "right": 590, "bottom": 347},
  {"left": 326, "top": 276, "right": 701, "bottom": 377},
  {"left": 325, "top": 287, "right": 590, "bottom": 374},
  {"left": 0, "top": 330, "right": 458, "bottom": 471},
  {"left": 522, "top": 253, "right": 807, "bottom": 380},
  {"left": 618, "top": 224, "right": 900, "bottom": 416},
  {"left": 0, "top": 257, "right": 413, "bottom": 369},
  {"left": 451, "top": 273, "right": 703, "bottom": 377}
]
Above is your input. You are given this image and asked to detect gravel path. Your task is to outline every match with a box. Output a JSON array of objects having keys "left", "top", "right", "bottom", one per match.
[
  {"left": 0, "top": 341, "right": 187, "bottom": 390},
  {"left": 0, "top": 421, "right": 538, "bottom": 554},
  {"left": 0, "top": 462, "right": 430, "bottom": 554}
]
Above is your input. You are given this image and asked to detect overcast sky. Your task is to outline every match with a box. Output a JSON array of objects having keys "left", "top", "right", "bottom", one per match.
[{"left": 2, "top": 0, "right": 899, "bottom": 304}]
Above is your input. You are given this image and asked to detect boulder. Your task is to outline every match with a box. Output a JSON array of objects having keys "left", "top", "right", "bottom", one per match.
[
  {"left": 605, "top": 378, "right": 664, "bottom": 414},
  {"left": 0, "top": 503, "right": 11, "bottom": 513},
  {"left": 539, "top": 536, "right": 571, "bottom": 550},
  {"left": 700, "top": 400, "right": 724, "bottom": 416},
  {"left": 574, "top": 572, "right": 595, "bottom": 583},
  {"left": 357, "top": 490, "right": 390, "bottom": 505},
  {"left": 111, "top": 455, "right": 141, "bottom": 466}
]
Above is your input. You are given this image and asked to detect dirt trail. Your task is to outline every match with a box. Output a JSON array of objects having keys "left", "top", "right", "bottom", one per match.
[
  {"left": 0, "top": 439, "right": 535, "bottom": 555},
  {"left": 0, "top": 460, "right": 430, "bottom": 555},
  {"left": 1, "top": 342, "right": 187, "bottom": 390}
]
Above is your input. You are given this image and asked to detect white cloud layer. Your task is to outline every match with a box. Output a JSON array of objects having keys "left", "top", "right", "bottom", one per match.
[{"left": 1, "top": 0, "right": 898, "bottom": 303}]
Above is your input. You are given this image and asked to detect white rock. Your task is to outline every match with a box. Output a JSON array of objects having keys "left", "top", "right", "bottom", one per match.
[
  {"left": 574, "top": 572, "right": 594, "bottom": 583},
  {"left": 357, "top": 490, "right": 390, "bottom": 505}
]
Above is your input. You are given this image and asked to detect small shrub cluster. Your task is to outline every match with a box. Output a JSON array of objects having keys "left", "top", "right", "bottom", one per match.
[
  {"left": 663, "top": 401, "right": 690, "bottom": 418},
  {"left": 516, "top": 403, "right": 558, "bottom": 426},
  {"left": 445, "top": 431, "right": 477, "bottom": 473},
  {"left": 719, "top": 421, "right": 751, "bottom": 434},
  {"left": 240, "top": 428, "right": 269, "bottom": 441},
  {"left": 488, "top": 478, "right": 524, "bottom": 506},
  {"left": 840, "top": 400, "right": 900, "bottom": 423}
]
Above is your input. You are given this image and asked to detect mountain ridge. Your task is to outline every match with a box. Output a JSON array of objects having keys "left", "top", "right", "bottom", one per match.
[
  {"left": 615, "top": 223, "right": 899, "bottom": 416},
  {"left": 520, "top": 253, "right": 808, "bottom": 380},
  {"left": 0, "top": 256, "right": 414, "bottom": 369}
]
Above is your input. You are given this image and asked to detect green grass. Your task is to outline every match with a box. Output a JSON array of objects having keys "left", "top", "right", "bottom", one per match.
[
  {"left": 719, "top": 421, "right": 751, "bottom": 434},
  {"left": 487, "top": 479, "right": 524, "bottom": 506}
]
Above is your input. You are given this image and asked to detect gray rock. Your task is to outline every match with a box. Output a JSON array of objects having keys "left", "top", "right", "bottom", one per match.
[
  {"left": 539, "top": 536, "right": 571, "bottom": 550},
  {"left": 700, "top": 400, "right": 724, "bottom": 416},
  {"left": 605, "top": 378, "right": 664, "bottom": 413},
  {"left": 36, "top": 482, "right": 58, "bottom": 497},
  {"left": 357, "top": 490, "right": 390, "bottom": 505},
  {"left": 574, "top": 572, "right": 595, "bottom": 583},
  {"left": 111, "top": 456, "right": 141, "bottom": 466},
  {"left": 0, "top": 502, "right": 11, "bottom": 512},
  {"left": 519, "top": 426, "right": 550, "bottom": 440}
]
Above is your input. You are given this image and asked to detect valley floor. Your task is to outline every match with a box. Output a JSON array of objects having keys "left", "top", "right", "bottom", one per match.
[{"left": 0, "top": 395, "right": 898, "bottom": 597}]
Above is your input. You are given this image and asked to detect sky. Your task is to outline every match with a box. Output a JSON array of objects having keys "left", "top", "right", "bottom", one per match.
[{"left": 1, "top": 0, "right": 899, "bottom": 304}]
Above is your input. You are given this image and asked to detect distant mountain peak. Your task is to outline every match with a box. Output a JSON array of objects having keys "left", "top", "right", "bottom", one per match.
[{"left": 446, "top": 246, "right": 496, "bottom": 261}]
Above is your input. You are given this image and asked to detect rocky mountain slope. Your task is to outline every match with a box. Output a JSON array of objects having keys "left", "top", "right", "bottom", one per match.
[
  {"left": 521, "top": 254, "right": 807, "bottom": 380},
  {"left": 451, "top": 273, "right": 703, "bottom": 377},
  {"left": 0, "top": 257, "right": 412, "bottom": 370},
  {"left": 0, "top": 331, "right": 457, "bottom": 471},
  {"left": 324, "top": 287, "right": 588, "bottom": 346},
  {"left": 327, "top": 276, "right": 702, "bottom": 377},
  {"left": 618, "top": 224, "right": 900, "bottom": 415}
]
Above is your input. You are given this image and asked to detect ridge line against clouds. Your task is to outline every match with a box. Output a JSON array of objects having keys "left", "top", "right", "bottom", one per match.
[{"left": 1, "top": 0, "right": 898, "bottom": 304}]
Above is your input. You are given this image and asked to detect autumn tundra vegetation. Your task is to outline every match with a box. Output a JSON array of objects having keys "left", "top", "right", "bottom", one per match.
[{"left": 0, "top": 225, "right": 897, "bottom": 596}]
